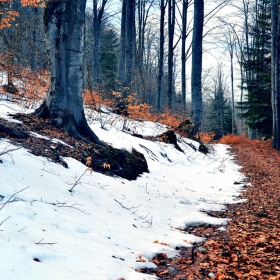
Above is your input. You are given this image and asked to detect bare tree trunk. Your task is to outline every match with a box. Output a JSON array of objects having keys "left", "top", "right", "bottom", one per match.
[
  {"left": 157, "top": 0, "right": 166, "bottom": 112},
  {"left": 190, "top": 0, "right": 204, "bottom": 135},
  {"left": 228, "top": 35, "right": 235, "bottom": 134},
  {"left": 34, "top": 0, "right": 101, "bottom": 144},
  {"left": 123, "top": 0, "right": 136, "bottom": 96},
  {"left": 136, "top": 0, "right": 154, "bottom": 103},
  {"left": 181, "top": 0, "right": 189, "bottom": 116},
  {"left": 271, "top": 0, "right": 280, "bottom": 149},
  {"left": 92, "top": 0, "right": 107, "bottom": 91},
  {"left": 167, "top": 0, "right": 175, "bottom": 111},
  {"left": 118, "top": 0, "right": 127, "bottom": 85}
]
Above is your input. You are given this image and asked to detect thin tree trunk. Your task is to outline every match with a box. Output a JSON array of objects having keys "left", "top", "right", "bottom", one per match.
[
  {"left": 167, "top": 0, "right": 175, "bottom": 112},
  {"left": 230, "top": 45, "right": 235, "bottom": 134},
  {"left": 92, "top": 0, "right": 107, "bottom": 91},
  {"left": 157, "top": 0, "right": 166, "bottom": 112},
  {"left": 181, "top": 0, "right": 188, "bottom": 115},
  {"left": 271, "top": 0, "right": 280, "bottom": 149},
  {"left": 118, "top": 0, "right": 127, "bottom": 85}
]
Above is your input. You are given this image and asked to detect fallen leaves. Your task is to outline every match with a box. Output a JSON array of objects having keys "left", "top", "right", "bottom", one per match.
[
  {"left": 153, "top": 240, "right": 170, "bottom": 247},
  {"left": 141, "top": 140, "right": 280, "bottom": 279}
]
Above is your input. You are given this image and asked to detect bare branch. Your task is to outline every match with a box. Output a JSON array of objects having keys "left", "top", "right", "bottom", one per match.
[
  {"left": 0, "top": 187, "right": 30, "bottom": 211},
  {"left": 35, "top": 238, "right": 57, "bottom": 245},
  {"left": 0, "top": 215, "right": 11, "bottom": 226}
]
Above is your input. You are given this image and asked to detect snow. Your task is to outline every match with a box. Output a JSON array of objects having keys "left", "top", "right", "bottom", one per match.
[{"left": 0, "top": 100, "right": 246, "bottom": 280}]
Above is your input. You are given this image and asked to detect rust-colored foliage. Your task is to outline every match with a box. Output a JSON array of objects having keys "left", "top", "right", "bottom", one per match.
[
  {"left": 142, "top": 138, "right": 280, "bottom": 279},
  {"left": 219, "top": 133, "right": 252, "bottom": 145},
  {"left": 0, "top": 61, "right": 49, "bottom": 108},
  {"left": 0, "top": 0, "right": 44, "bottom": 29},
  {"left": 84, "top": 90, "right": 183, "bottom": 128},
  {"left": 199, "top": 132, "right": 215, "bottom": 144}
]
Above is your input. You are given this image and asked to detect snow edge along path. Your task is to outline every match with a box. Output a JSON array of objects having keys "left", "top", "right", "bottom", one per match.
[{"left": 0, "top": 102, "right": 246, "bottom": 280}]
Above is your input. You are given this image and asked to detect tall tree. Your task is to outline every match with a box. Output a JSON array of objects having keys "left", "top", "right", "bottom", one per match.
[
  {"left": 190, "top": 0, "right": 204, "bottom": 135},
  {"left": 181, "top": 0, "right": 190, "bottom": 115},
  {"left": 207, "top": 66, "right": 233, "bottom": 139},
  {"left": 167, "top": 0, "right": 175, "bottom": 111},
  {"left": 117, "top": 0, "right": 136, "bottom": 113},
  {"left": 271, "top": 0, "right": 280, "bottom": 149},
  {"left": 239, "top": 0, "right": 272, "bottom": 138},
  {"left": 157, "top": 0, "right": 167, "bottom": 112},
  {"left": 33, "top": 0, "right": 101, "bottom": 144},
  {"left": 136, "top": 0, "right": 155, "bottom": 103},
  {"left": 92, "top": 0, "right": 108, "bottom": 90}
]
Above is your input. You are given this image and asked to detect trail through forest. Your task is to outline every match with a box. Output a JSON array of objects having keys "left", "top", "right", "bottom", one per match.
[{"left": 143, "top": 140, "right": 280, "bottom": 279}]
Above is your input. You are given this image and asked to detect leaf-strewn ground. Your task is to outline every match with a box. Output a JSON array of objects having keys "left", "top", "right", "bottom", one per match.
[{"left": 144, "top": 140, "right": 280, "bottom": 279}]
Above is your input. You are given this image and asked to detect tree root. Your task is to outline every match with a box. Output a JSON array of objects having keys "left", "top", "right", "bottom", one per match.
[{"left": 32, "top": 103, "right": 102, "bottom": 145}]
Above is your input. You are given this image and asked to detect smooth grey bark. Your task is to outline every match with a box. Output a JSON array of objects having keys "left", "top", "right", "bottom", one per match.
[
  {"left": 271, "top": 0, "right": 280, "bottom": 150},
  {"left": 34, "top": 0, "right": 101, "bottom": 144},
  {"left": 157, "top": 0, "right": 167, "bottom": 112},
  {"left": 190, "top": 0, "right": 204, "bottom": 135},
  {"left": 92, "top": 0, "right": 108, "bottom": 90},
  {"left": 167, "top": 0, "right": 175, "bottom": 111}
]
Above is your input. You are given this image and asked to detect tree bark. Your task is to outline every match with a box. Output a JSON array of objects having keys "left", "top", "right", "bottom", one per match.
[
  {"left": 167, "top": 0, "right": 175, "bottom": 112},
  {"left": 271, "top": 0, "right": 280, "bottom": 149},
  {"left": 92, "top": 0, "right": 107, "bottom": 91},
  {"left": 34, "top": 0, "right": 101, "bottom": 144},
  {"left": 157, "top": 0, "right": 166, "bottom": 112},
  {"left": 181, "top": 0, "right": 189, "bottom": 115},
  {"left": 190, "top": 0, "right": 204, "bottom": 135},
  {"left": 118, "top": 0, "right": 127, "bottom": 85}
]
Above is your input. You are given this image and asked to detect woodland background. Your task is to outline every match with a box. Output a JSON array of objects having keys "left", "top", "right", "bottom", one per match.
[{"left": 0, "top": 0, "right": 278, "bottom": 144}]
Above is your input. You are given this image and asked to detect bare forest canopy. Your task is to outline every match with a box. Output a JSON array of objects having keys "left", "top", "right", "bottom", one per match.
[{"left": 1, "top": 0, "right": 280, "bottom": 149}]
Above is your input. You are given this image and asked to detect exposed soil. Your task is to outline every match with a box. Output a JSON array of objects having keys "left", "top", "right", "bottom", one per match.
[{"left": 0, "top": 113, "right": 148, "bottom": 181}]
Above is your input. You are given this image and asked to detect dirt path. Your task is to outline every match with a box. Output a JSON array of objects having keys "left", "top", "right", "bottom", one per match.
[{"left": 142, "top": 141, "right": 280, "bottom": 279}]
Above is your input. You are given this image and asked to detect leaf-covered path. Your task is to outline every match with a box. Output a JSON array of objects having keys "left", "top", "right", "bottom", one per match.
[{"left": 143, "top": 141, "right": 280, "bottom": 279}]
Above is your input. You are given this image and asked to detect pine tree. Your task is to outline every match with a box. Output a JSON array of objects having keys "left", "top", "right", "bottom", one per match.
[
  {"left": 207, "top": 68, "right": 233, "bottom": 139},
  {"left": 239, "top": 0, "right": 272, "bottom": 137},
  {"left": 98, "top": 26, "right": 119, "bottom": 94}
]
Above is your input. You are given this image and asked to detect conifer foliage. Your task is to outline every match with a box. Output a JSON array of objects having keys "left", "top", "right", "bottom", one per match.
[{"left": 239, "top": 0, "right": 272, "bottom": 138}]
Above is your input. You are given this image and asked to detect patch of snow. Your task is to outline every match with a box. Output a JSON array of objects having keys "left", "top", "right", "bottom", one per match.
[{"left": 0, "top": 100, "right": 246, "bottom": 280}]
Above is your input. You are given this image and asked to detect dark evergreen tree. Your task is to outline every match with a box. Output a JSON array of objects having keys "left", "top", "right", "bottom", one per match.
[
  {"left": 206, "top": 68, "right": 233, "bottom": 139},
  {"left": 239, "top": 0, "right": 272, "bottom": 137},
  {"left": 98, "top": 27, "right": 119, "bottom": 94}
]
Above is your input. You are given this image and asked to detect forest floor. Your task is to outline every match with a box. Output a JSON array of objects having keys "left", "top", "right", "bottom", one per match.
[{"left": 142, "top": 140, "right": 280, "bottom": 279}]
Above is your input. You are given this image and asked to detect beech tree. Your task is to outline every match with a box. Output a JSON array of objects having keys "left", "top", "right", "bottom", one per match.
[
  {"left": 33, "top": 0, "right": 101, "bottom": 144},
  {"left": 190, "top": 0, "right": 204, "bottom": 135},
  {"left": 167, "top": 0, "right": 175, "bottom": 111}
]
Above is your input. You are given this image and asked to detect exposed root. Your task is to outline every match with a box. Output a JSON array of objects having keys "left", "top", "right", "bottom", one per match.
[{"left": 32, "top": 103, "right": 102, "bottom": 145}]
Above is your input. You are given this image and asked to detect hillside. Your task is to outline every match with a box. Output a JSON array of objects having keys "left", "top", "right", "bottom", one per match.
[{"left": 0, "top": 100, "right": 244, "bottom": 280}]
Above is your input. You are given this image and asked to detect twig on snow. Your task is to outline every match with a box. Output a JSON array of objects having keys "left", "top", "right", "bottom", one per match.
[
  {"left": 69, "top": 170, "right": 88, "bottom": 192},
  {"left": 35, "top": 238, "right": 57, "bottom": 245},
  {"left": 0, "top": 186, "right": 30, "bottom": 211},
  {"left": 0, "top": 215, "right": 11, "bottom": 226}
]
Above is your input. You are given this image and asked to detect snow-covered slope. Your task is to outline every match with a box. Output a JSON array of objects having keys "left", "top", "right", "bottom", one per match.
[{"left": 0, "top": 101, "right": 245, "bottom": 280}]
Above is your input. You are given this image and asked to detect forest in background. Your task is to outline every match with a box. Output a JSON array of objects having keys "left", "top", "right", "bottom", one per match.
[{"left": 0, "top": 0, "right": 280, "bottom": 147}]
